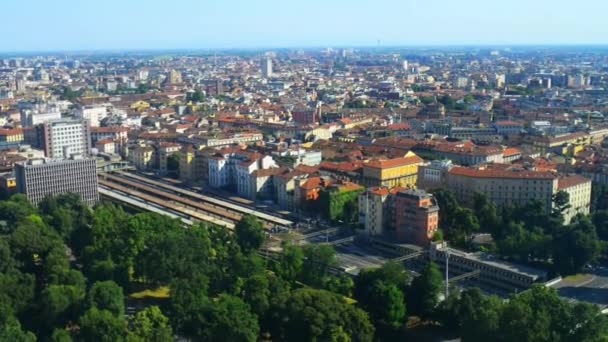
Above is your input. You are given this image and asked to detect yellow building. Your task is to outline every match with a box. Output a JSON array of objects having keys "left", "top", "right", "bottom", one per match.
[
  {"left": 129, "top": 146, "right": 154, "bottom": 170},
  {"left": 527, "top": 132, "right": 591, "bottom": 154},
  {"left": 0, "top": 128, "right": 24, "bottom": 143},
  {"left": 362, "top": 152, "right": 424, "bottom": 188},
  {"left": 130, "top": 100, "right": 151, "bottom": 112}
]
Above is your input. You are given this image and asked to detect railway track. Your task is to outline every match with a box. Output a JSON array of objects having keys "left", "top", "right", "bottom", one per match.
[
  {"left": 103, "top": 172, "right": 293, "bottom": 228},
  {"left": 98, "top": 183, "right": 235, "bottom": 229},
  {"left": 99, "top": 178, "right": 240, "bottom": 228}
]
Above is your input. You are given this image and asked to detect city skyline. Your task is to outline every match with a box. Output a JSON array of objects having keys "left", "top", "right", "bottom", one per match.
[{"left": 3, "top": 0, "right": 608, "bottom": 52}]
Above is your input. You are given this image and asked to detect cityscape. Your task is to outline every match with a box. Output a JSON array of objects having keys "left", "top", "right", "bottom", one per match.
[{"left": 3, "top": 1, "right": 608, "bottom": 342}]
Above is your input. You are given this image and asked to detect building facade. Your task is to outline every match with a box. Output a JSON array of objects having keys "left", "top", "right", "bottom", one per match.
[
  {"left": 393, "top": 189, "right": 439, "bottom": 245},
  {"left": 15, "top": 156, "right": 99, "bottom": 206},
  {"left": 41, "top": 119, "right": 92, "bottom": 159},
  {"left": 362, "top": 153, "right": 423, "bottom": 189}
]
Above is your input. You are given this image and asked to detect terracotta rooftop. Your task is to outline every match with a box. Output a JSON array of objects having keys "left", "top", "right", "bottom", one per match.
[
  {"left": 558, "top": 175, "right": 591, "bottom": 190},
  {"left": 365, "top": 155, "right": 424, "bottom": 169},
  {"left": 92, "top": 126, "right": 129, "bottom": 133},
  {"left": 449, "top": 166, "right": 556, "bottom": 180},
  {"left": 503, "top": 148, "right": 521, "bottom": 157}
]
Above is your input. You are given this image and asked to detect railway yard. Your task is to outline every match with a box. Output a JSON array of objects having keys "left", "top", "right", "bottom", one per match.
[{"left": 98, "top": 171, "right": 294, "bottom": 230}]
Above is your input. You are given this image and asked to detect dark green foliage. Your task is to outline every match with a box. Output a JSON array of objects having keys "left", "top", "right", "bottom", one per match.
[
  {"left": 235, "top": 215, "right": 266, "bottom": 253},
  {"left": 166, "top": 153, "right": 180, "bottom": 172},
  {"left": 319, "top": 187, "right": 364, "bottom": 223},
  {"left": 407, "top": 262, "right": 443, "bottom": 320},
  {"left": 301, "top": 244, "right": 337, "bottom": 287},
  {"left": 186, "top": 89, "right": 205, "bottom": 102},
  {"left": 87, "top": 280, "right": 125, "bottom": 317},
  {"left": 553, "top": 216, "right": 601, "bottom": 275},
  {"left": 78, "top": 308, "right": 127, "bottom": 342},
  {"left": 437, "top": 286, "right": 608, "bottom": 342},
  {"left": 129, "top": 306, "right": 173, "bottom": 342},
  {"left": 273, "top": 242, "right": 304, "bottom": 283},
  {"left": 270, "top": 288, "right": 375, "bottom": 342}
]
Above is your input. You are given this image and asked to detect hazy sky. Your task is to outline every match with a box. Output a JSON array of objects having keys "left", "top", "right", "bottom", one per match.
[{"left": 2, "top": 0, "right": 608, "bottom": 52}]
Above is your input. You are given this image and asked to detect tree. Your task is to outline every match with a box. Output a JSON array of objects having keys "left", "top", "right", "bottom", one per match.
[
  {"left": 87, "top": 281, "right": 125, "bottom": 317},
  {"left": 436, "top": 288, "right": 501, "bottom": 341},
  {"left": 553, "top": 216, "right": 600, "bottom": 275},
  {"left": 274, "top": 243, "right": 304, "bottom": 283},
  {"left": 241, "top": 273, "right": 271, "bottom": 317},
  {"left": 473, "top": 192, "right": 500, "bottom": 234},
  {"left": 408, "top": 262, "right": 443, "bottom": 320},
  {"left": 78, "top": 308, "right": 127, "bottom": 342},
  {"left": 51, "top": 329, "right": 73, "bottom": 342},
  {"left": 301, "top": 244, "right": 337, "bottom": 287},
  {"left": 39, "top": 283, "right": 86, "bottom": 333},
  {"left": 129, "top": 306, "right": 173, "bottom": 342},
  {"left": 167, "top": 153, "right": 180, "bottom": 173},
  {"left": 271, "top": 288, "right": 374, "bottom": 342},
  {"left": 235, "top": 215, "right": 266, "bottom": 253},
  {"left": 592, "top": 210, "right": 608, "bottom": 241},
  {"left": 0, "top": 320, "right": 36, "bottom": 342},
  {"left": 552, "top": 190, "right": 571, "bottom": 217},
  {"left": 368, "top": 281, "right": 406, "bottom": 329},
  {"left": 354, "top": 261, "right": 410, "bottom": 305},
  {"left": 175, "top": 294, "right": 259, "bottom": 342},
  {"left": 168, "top": 273, "right": 209, "bottom": 334}
]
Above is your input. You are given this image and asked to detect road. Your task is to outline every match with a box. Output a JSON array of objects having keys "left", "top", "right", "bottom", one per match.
[{"left": 551, "top": 268, "right": 608, "bottom": 308}]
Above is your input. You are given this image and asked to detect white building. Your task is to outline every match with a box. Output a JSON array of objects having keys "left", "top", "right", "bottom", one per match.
[
  {"left": 20, "top": 103, "right": 62, "bottom": 127},
  {"left": 208, "top": 147, "right": 278, "bottom": 199},
  {"left": 75, "top": 105, "right": 108, "bottom": 127},
  {"left": 42, "top": 118, "right": 92, "bottom": 159}
]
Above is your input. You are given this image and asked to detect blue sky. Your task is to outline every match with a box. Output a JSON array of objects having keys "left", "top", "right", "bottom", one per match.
[{"left": 2, "top": 0, "right": 608, "bottom": 52}]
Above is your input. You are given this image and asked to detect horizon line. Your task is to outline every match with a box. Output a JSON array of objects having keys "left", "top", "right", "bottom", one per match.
[{"left": 3, "top": 43, "right": 608, "bottom": 56}]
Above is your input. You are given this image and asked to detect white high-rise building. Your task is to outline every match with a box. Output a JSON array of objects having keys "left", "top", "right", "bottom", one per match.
[
  {"left": 261, "top": 57, "right": 273, "bottom": 79},
  {"left": 403, "top": 60, "right": 408, "bottom": 71},
  {"left": 41, "top": 118, "right": 92, "bottom": 159}
]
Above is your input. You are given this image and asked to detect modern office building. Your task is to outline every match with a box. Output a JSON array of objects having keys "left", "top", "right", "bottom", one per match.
[
  {"left": 15, "top": 156, "right": 99, "bottom": 206},
  {"left": 261, "top": 57, "right": 273, "bottom": 79},
  {"left": 40, "top": 118, "right": 92, "bottom": 159}
]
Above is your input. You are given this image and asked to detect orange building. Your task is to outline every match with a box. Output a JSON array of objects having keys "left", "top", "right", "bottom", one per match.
[{"left": 393, "top": 189, "right": 439, "bottom": 245}]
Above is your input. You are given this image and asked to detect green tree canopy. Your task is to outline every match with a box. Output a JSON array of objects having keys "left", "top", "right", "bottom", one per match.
[
  {"left": 87, "top": 280, "right": 125, "bottom": 317},
  {"left": 235, "top": 215, "right": 266, "bottom": 253}
]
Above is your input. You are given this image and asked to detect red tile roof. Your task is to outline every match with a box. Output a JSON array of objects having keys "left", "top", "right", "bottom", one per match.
[
  {"left": 503, "top": 148, "right": 521, "bottom": 157},
  {"left": 365, "top": 155, "right": 424, "bottom": 169},
  {"left": 558, "top": 175, "right": 591, "bottom": 190},
  {"left": 449, "top": 166, "right": 556, "bottom": 180}
]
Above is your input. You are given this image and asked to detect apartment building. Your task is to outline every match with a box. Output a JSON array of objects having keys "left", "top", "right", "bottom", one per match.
[
  {"left": 15, "top": 156, "right": 99, "bottom": 206},
  {"left": 446, "top": 164, "right": 592, "bottom": 223},
  {"left": 362, "top": 152, "right": 424, "bottom": 188},
  {"left": 558, "top": 175, "right": 592, "bottom": 223},
  {"left": 40, "top": 118, "right": 92, "bottom": 159},
  {"left": 416, "top": 159, "right": 454, "bottom": 190},
  {"left": 393, "top": 189, "right": 440, "bottom": 245},
  {"left": 446, "top": 165, "right": 557, "bottom": 212},
  {"left": 208, "top": 147, "right": 278, "bottom": 198},
  {"left": 359, "top": 188, "right": 439, "bottom": 245}
]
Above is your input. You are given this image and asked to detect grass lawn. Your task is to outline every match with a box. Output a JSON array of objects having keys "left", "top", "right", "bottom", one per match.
[{"left": 129, "top": 286, "right": 170, "bottom": 300}]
